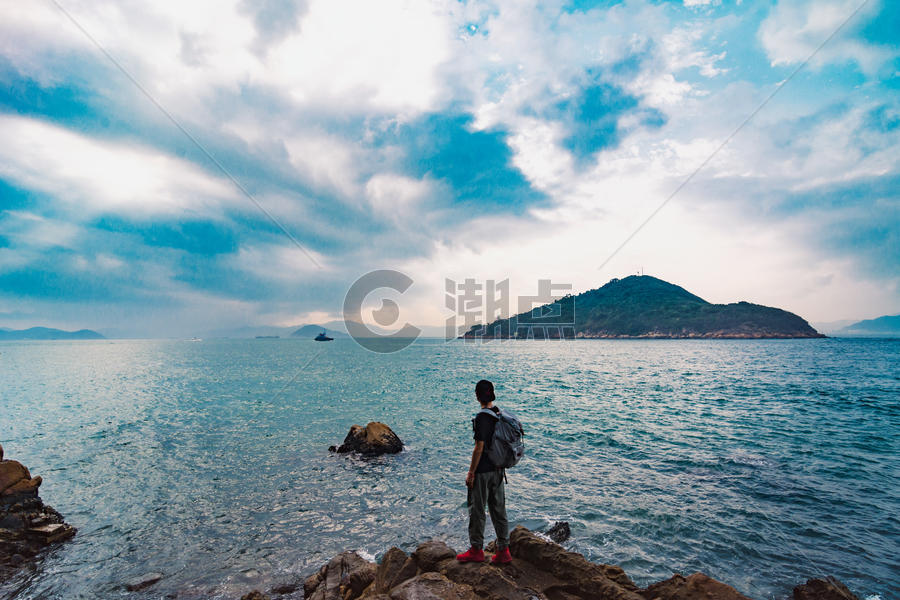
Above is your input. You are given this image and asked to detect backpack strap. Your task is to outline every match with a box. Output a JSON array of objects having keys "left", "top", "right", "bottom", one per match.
[{"left": 478, "top": 407, "right": 500, "bottom": 419}]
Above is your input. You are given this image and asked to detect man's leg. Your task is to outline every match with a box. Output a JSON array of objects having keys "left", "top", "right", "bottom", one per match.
[
  {"left": 467, "top": 472, "right": 490, "bottom": 549},
  {"left": 486, "top": 470, "right": 509, "bottom": 550}
]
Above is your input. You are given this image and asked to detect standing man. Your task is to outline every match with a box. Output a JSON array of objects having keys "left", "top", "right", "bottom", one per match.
[{"left": 456, "top": 379, "right": 512, "bottom": 564}]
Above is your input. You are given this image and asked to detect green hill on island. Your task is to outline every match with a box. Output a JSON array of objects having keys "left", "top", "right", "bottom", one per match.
[
  {"left": 463, "top": 275, "right": 824, "bottom": 339},
  {"left": 0, "top": 327, "right": 105, "bottom": 340}
]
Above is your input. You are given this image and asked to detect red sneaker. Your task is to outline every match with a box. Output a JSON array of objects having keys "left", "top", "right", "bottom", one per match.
[
  {"left": 456, "top": 547, "right": 486, "bottom": 562},
  {"left": 490, "top": 547, "right": 512, "bottom": 564}
]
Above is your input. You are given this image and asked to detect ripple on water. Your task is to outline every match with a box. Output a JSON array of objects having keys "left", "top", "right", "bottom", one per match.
[{"left": 0, "top": 338, "right": 897, "bottom": 600}]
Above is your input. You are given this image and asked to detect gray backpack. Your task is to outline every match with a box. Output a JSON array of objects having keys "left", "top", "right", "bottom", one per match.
[{"left": 479, "top": 407, "right": 525, "bottom": 469}]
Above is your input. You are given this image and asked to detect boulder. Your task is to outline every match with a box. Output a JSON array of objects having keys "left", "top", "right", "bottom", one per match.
[
  {"left": 389, "top": 572, "right": 479, "bottom": 600},
  {"left": 330, "top": 423, "right": 403, "bottom": 456},
  {"left": 509, "top": 526, "right": 641, "bottom": 597},
  {"left": 438, "top": 559, "right": 545, "bottom": 600},
  {"left": 793, "top": 577, "right": 860, "bottom": 600},
  {"left": 546, "top": 522, "right": 571, "bottom": 544},
  {"left": 241, "top": 592, "right": 270, "bottom": 600},
  {"left": 375, "top": 547, "right": 416, "bottom": 593},
  {"left": 412, "top": 541, "right": 456, "bottom": 573},
  {"left": 304, "top": 551, "right": 376, "bottom": 600},
  {"left": 0, "top": 461, "right": 33, "bottom": 495},
  {"left": 2, "top": 476, "right": 42, "bottom": 497},
  {"left": 639, "top": 573, "right": 752, "bottom": 600}
]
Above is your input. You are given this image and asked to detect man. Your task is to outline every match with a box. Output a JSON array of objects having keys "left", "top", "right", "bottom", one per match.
[{"left": 456, "top": 379, "right": 511, "bottom": 564}]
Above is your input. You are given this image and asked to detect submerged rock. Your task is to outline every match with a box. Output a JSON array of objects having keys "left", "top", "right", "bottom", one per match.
[
  {"left": 329, "top": 423, "right": 403, "bottom": 456},
  {"left": 125, "top": 572, "right": 164, "bottom": 592},
  {"left": 0, "top": 444, "right": 76, "bottom": 582}
]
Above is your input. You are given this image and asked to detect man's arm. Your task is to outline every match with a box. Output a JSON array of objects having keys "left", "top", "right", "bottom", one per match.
[{"left": 466, "top": 441, "right": 484, "bottom": 487}]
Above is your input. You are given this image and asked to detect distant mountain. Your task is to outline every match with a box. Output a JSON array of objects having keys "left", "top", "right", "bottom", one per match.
[
  {"left": 810, "top": 319, "right": 857, "bottom": 335},
  {"left": 0, "top": 327, "right": 105, "bottom": 340},
  {"left": 291, "top": 324, "right": 348, "bottom": 338},
  {"left": 836, "top": 314, "right": 900, "bottom": 337},
  {"left": 462, "top": 275, "right": 824, "bottom": 339}
]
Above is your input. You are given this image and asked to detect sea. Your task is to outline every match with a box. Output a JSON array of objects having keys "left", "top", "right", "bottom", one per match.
[{"left": 0, "top": 338, "right": 897, "bottom": 599}]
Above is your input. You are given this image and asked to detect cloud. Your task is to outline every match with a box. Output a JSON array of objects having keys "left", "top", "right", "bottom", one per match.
[
  {"left": 0, "top": 114, "right": 238, "bottom": 218},
  {"left": 758, "top": 0, "right": 896, "bottom": 75},
  {"left": 0, "top": 0, "right": 897, "bottom": 335}
]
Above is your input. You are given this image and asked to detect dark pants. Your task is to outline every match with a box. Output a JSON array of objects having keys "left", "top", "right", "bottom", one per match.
[{"left": 467, "top": 469, "right": 509, "bottom": 550}]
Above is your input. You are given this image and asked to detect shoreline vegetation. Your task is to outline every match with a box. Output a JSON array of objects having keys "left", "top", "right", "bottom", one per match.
[{"left": 462, "top": 275, "right": 825, "bottom": 340}]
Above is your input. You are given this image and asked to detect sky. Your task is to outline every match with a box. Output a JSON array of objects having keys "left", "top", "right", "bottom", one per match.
[{"left": 0, "top": 0, "right": 898, "bottom": 337}]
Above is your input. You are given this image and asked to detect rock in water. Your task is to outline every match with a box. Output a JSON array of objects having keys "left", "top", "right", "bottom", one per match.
[
  {"left": 329, "top": 422, "right": 403, "bottom": 456},
  {"left": 546, "top": 521, "right": 571, "bottom": 543},
  {"left": 124, "top": 572, "right": 164, "bottom": 592},
  {"left": 0, "top": 446, "right": 76, "bottom": 581},
  {"left": 793, "top": 577, "right": 860, "bottom": 600}
]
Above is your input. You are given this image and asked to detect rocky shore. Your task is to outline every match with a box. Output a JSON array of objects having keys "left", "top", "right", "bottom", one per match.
[
  {"left": 0, "top": 444, "right": 76, "bottom": 582},
  {"left": 240, "top": 525, "right": 861, "bottom": 600}
]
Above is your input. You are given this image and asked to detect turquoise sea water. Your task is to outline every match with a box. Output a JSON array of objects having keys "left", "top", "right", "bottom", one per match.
[{"left": 0, "top": 338, "right": 897, "bottom": 599}]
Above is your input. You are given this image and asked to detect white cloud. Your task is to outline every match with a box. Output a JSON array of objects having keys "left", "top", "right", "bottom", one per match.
[
  {"left": 0, "top": 115, "right": 238, "bottom": 218},
  {"left": 365, "top": 174, "right": 431, "bottom": 218},
  {"left": 234, "top": 242, "right": 330, "bottom": 279},
  {"left": 283, "top": 132, "right": 364, "bottom": 199},
  {"left": 265, "top": 0, "right": 455, "bottom": 113},
  {"left": 759, "top": 0, "right": 892, "bottom": 75}
]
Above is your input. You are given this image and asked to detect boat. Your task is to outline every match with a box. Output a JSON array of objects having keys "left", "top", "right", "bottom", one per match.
[{"left": 314, "top": 331, "right": 333, "bottom": 341}]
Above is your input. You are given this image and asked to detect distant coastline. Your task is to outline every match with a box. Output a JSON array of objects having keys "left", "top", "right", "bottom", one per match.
[{"left": 0, "top": 327, "right": 104, "bottom": 341}]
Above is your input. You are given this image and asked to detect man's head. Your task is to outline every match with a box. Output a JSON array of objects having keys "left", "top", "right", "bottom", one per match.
[{"left": 475, "top": 379, "right": 495, "bottom": 406}]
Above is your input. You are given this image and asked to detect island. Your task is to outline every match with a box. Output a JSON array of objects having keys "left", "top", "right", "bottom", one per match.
[{"left": 463, "top": 275, "right": 824, "bottom": 339}]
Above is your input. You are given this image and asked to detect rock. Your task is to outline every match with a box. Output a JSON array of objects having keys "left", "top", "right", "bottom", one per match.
[
  {"left": 0, "top": 447, "right": 75, "bottom": 581},
  {"left": 375, "top": 547, "right": 416, "bottom": 593},
  {"left": 330, "top": 423, "right": 403, "bottom": 456},
  {"left": 291, "top": 526, "right": 858, "bottom": 600},
  {"left": 546, "top": 522, "right": 571, "bottom": 544},
  {"left": 241, "top": 591, "right": 270, "bottom": 600},
  {"left": 389, "top": 572, "right": 479, "bottom": 600},
  {"left": 269, "top": 580, "right": 300, "bottom": 595},
  {"left": 412, "top": 540, "right": 456, "bottom": 573},
  {"left": 639, "top": 573, "right": 752, "bottom": 600},
  {"left": 2, "top": 476, "right": 42, "bottom": 497},
  {"left": 0, "top": 512, "right": 25, "bottom": 530},
  {"left": 303, "top": 551, "right": 376, "bottom": 600},
  {"left": 438, "top": 559, "right": 543, "bottom": 600},
  {"left": 125, "top": 572, "right": 164, "bottom": 591},
  {"left": 0, "top": 461, "right": 31, "bottom": 494},
  {"left": 509, "top": 525, "right": 641, "bottom": 597},
  {"left": 793, "top": 577, "right": 860, "bottom": 600}
]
